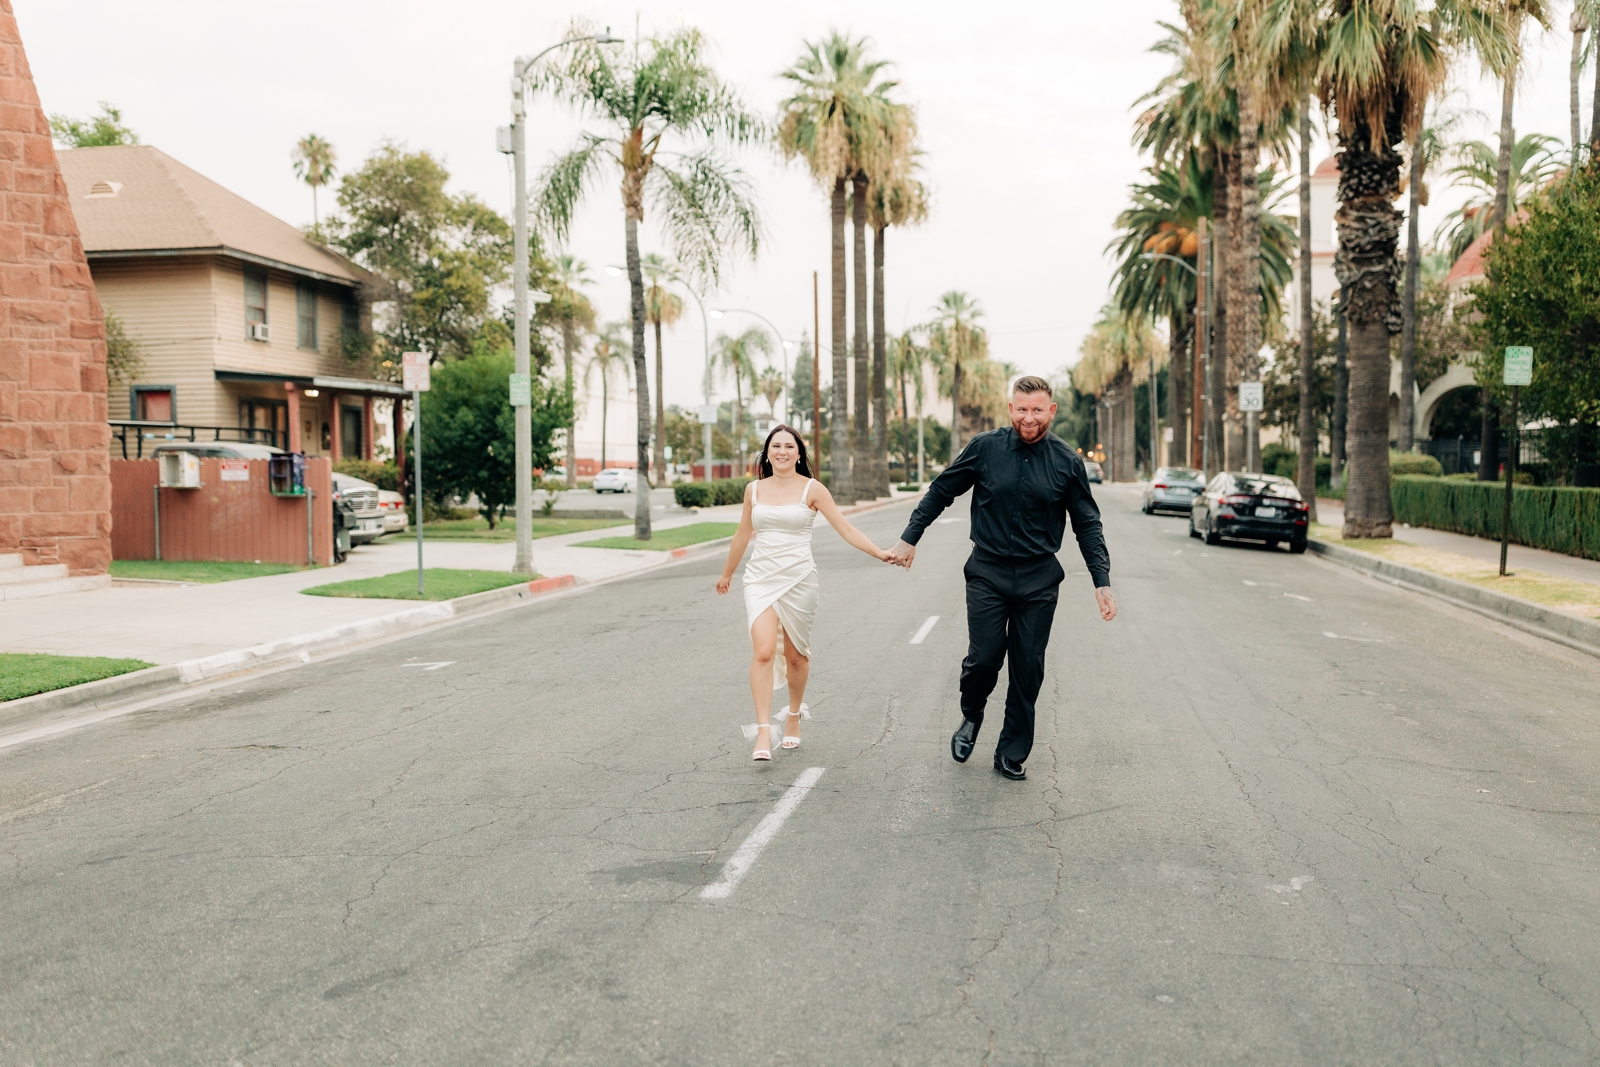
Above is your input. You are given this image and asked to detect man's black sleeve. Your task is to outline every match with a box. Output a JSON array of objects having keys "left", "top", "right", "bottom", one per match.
[
  {"left": 899, "top": 438, "right": 982, "bottom": 546},
  {"left": 1066, "top": 462, "right": 1111, "bottom": 588}
]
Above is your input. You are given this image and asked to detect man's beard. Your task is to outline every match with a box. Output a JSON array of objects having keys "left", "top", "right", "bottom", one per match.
[{"left": 1013, "top": 418, "right": 1047, "bottom": 443}]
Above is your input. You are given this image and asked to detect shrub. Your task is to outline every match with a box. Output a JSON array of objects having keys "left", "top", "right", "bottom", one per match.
[
  {"left": 1261, "top": 443, "right": 1298, "bottom": 479},
  {"left": 711, "top": 477, "right": 751, "bottom": 506},
  {"left": 673, "top": 482, "right": 714, "bottom": 508},
  {"left": 1314, "top": 454, "right": 1332, "bottom": 488},
  {"left": 334, "top": 458, "right": 398, "bottom": 490},
  {"left": 1389, "top": 450, "right": 1444, "bottom": 477},
  {"left": 1389, "top": 475, "right": 1600, "bottom": 559}
]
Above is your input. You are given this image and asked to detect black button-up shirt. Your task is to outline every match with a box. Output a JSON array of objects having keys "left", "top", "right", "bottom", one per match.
[{"left": 900, "top": 427, "right": 1111, "bottom": 588}]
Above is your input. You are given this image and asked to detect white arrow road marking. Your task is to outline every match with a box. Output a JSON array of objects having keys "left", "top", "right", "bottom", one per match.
[
  {"left": 910, "top": 616, "right": 940, "bottom": 644},
  {"left": 403, "top": 662, "right": 456, "bottom": 671},
  {"left": 1322, "top": 632, "right": 1385, "bottom": 643},
  {"left": 1243, "top": 580, "right": 1281, "bottom": 587},
  {"left": 701, "top": 767, "right": 825, "bottom": 901},
  {"left": 1283, "top": 593, "right": 1312, "bottom": 601}
]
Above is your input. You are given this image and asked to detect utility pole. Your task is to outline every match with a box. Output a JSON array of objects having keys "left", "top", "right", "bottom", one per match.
[{"left": 812, "top": 271, "right": 821, "bottom": 468}]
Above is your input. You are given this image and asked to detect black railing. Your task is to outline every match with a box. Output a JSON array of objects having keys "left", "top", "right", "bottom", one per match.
[
  {"left": 1420, "top": 432, "right": 1546, "bottom": 477},
  {"left": 110, "top": 421, "right": 282, "bottom": 459}
]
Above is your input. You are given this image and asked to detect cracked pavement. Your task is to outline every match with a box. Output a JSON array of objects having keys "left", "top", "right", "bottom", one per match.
[{"left": 3, "top": 485, "right": 1599, "bottom": 1065}]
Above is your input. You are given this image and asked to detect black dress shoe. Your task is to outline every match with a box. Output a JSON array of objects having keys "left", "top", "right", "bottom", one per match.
[
  {"left": 951, "top": 719, "right": 980, "bottom": 763},
  {"left": 993, "top": 754, "right": 1026, "bottom": 781}
]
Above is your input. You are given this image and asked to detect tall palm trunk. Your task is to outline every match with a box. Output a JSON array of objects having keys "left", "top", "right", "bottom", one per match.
[
  {"left": 653, "top": 319, "right": 666, "bottom": 486},
  {"left": 1221, "top": 144, "right": 1247, "bottom": 470},
  {"left": 1592, "top": 26, "right": 1600, "bottom": 158},
  {"left": 1398, "top": 126, "right": 1423, "bottom": 453},
  {"left": 562, "top": 321, "right": 578, "bottom": 489},
  {"left": 1296, "top": 98, "right": 1319, "bottom": 522},
  {"left": 851, "top": 174, "right": 870, "bottom": 497},
  {"left": 1167, "top": 312, "right": 1188, "bottom": 470},
  {"left": 624, "top": 212, "right": 653, "bottom": 540},
  {"left": 1332, "top": 292, "right": 1347, "bottom": 485},
  {"left": 871, "top": 222, "right": 888, "bottom": 495},
  {"left": 1208, "top": 149, "right": 1230, "bottom": 471},
  {"left": 1573, "top": 8, "right": 1589, "bottom": 160},
  {"left": 599, "top": 375, "right": 609, "bottom": 469},
  {"left": 830, "top": 178, "right": 852, "bottom": 502},
  {"left": 1334, "top": 131, "right": 1402, "bottom": 539},
  {"left": 1482, "top": 43, "right": 1518, "bottom": 482},
  {"left": 1235, "top": 87, "right": 1264, "bottom": 473}
]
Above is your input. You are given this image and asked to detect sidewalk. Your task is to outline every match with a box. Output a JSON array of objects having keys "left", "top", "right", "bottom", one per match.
[
  {"left": 1316, "top": 498, "right": 1600, "bottom": 587},
  {"left": 0, "top": 493, "right": 915, "bottom": 668}
]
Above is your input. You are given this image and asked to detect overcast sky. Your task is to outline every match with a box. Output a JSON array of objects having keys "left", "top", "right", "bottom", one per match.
[{"left": 20, "top": 0, "right": 1590, "bottom": 412}]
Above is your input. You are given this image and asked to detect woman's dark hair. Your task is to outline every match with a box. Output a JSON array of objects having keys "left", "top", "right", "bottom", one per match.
[{"left": 757, "top": 424, "right": 812, "bottom": 479}]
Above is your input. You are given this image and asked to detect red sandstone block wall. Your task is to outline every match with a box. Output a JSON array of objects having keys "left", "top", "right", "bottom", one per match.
[{"left": 0, "top": 0, "right": 112, "bottom": 575}]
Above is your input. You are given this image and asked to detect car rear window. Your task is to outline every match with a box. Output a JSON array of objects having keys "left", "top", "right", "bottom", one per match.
[{"left": 1232, "top": 477, "right": 1300, "bottom": 499}]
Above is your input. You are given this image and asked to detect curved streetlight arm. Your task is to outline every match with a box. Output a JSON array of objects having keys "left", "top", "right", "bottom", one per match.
[
  {"left": 1139, "top": 252, "right": 1198, "bottom": 276},
  {"left": 710, "top": 307, "right": 794, "bottom": 424},
  {"left": 513, "top": 32, "right": 622, "bottom": 87}
]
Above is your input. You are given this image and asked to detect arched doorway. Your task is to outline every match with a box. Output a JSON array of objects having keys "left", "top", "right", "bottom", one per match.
[{"left": 1424, "top": 385, "right": 1482, "bottom": 474}]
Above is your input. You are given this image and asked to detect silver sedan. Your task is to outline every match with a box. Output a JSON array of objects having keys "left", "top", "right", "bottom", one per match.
[{"left": 1142, "top": 466, "right": 1205, "bottom": 514}]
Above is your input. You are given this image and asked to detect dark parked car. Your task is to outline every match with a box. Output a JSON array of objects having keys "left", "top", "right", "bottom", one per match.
[
  {"left": 1142, "top": 466, "right": 1204, "bottom": 514},
  {"left": 1190, "top": 471, "right": 1309, "bottom": 553},
  {"left": 1084, "top": 459, "right": 1104, "bottom": 484}
]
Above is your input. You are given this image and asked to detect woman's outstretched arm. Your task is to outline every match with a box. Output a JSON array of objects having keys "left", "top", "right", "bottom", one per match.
[
  {"left": 715, "top": 482, "right": 757, "bottom": 595},
  {"left": 809, "top": 481, "right": 895, "bottom": 564}
]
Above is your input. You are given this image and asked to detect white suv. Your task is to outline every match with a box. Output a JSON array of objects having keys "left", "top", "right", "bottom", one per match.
[
  {"left": 330, "top": 472, "right": 385, "bottom": 544},
  {"left": 592, "top": 468, "right": 636, "bottom": 493}
]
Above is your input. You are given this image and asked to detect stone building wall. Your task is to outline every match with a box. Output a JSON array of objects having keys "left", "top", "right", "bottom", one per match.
[{"left": 0, "top": 0, "right": 111, "bottom": 575}]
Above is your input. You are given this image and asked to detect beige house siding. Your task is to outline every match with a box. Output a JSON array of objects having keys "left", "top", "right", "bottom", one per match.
[
  {"left": 93, "top": 258, "right": 218, "bottom": 424},
  {"left": 210, "top": 260, "right": 355, "bottom": 378}
]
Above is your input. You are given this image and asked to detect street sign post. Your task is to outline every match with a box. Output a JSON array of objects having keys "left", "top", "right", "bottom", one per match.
[
  {"left": 402, "top": 352, "right": 431, "bottom": 595},
  {"left": 1499, "top": 347, "right": 1532, "bottom": 576},
  {"left": 1239, "top": 382, "right": 1263, "bottom": 473}
]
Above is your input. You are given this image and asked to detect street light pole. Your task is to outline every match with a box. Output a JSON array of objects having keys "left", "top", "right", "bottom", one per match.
[{"left": 509, "top": 31, "right": 619, "bottom": 576}]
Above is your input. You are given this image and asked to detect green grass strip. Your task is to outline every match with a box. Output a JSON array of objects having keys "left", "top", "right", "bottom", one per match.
[
  {"left": 1, "top": 653, "right": 153, "bottom": 702},
  {"left": 109, "top": 560, "right": 307, "bottom": 583},
  {"left": 375, "top": 517, "right": 622, "bottom": 543},
  {"left": 301, "top": 568, "right": 534, "bottom": 601},
  {"left": 574, "top": 522, "right": 739, "bottom": 552}
]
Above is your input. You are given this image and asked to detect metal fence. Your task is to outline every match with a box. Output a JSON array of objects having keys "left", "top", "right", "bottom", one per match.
[
  {"left": 1421, "top": 432, "right": 1546, "bottom": 477},
  {"left": 110, "top": 421, "right": 282, "bottom": 459}
]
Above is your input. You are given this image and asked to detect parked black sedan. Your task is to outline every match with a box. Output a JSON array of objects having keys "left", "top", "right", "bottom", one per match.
[{"left": 1189, "top": 471, "right": 1310, "bottom": 552}]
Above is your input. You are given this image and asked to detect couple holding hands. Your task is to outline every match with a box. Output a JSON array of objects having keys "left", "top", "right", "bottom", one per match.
[{"left": 716, "top": 375, "right": 1115, "bottom": 777}]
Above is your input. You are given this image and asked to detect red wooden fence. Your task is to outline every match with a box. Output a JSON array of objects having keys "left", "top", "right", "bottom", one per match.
[{"left": 110, "top": 458, "right": 333, "bottom": 566}]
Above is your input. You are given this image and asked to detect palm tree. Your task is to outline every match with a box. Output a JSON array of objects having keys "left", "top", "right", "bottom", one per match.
[
  {"left": 1072, "top": 309, "right": 1166, "bottom": 483},
  {"left": 777, "top": 32, "right": 899, "bottom": 502},
  {"left": 757, "top": 365, "right": 786, "bottom": 421},
  {"left": 546, "top": 254, "right": 596, "bottom": 488},
  {"left": 641, "top": 253, "right": 684, "bottom": 486},
  {"left": 866, "top": 158, "right": 928, "bottom": 497},
  {"left": 1311, "top": 0, "right": 1503, "bottom": 538},
  {"left": 532, "top": 24, "right": 762, "bottom": 539},
  {"left": 291, "top": 134, "right": 337, "bottom": 228},
  {"left": 925, "top": 291, "right": 987, "bottom": 455},
  {"left": 714, "top": 327, "right": 772, "bottom": 472},
  {"left": 1572, "top": 3, "right": 1598, "bottom": 160},
  {"left": 1432, "top": 133, "right": 1563, "bottom": 259},
  {"left": 889, "top": 331, "right": 929, "bottom": 480},
  {"left": 586, "top": 323, "right": 633, "bottom": 471}
]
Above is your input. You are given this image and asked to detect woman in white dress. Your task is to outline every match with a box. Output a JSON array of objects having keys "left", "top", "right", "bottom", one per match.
[{"left": 716, "top": 426, "right": 899, "bottom": 760}]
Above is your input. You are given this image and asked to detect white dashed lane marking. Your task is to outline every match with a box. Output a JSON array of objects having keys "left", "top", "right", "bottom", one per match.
[
  {"left": 701, "top": 767, "right": 825, "bottom": 901},
  {"left": 910, "top": 616, "right": 940, "bottom": 644}
]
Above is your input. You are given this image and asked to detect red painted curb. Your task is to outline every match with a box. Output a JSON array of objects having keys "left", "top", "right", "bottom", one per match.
[
  {"left": 526, "top": 575, "right": 578, "bottom": 595},
  {"left": 670, "top": 548, "right": 688, "bottom": 559}
]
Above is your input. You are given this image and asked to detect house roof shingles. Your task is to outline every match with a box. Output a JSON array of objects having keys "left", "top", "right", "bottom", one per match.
[{"left": 57, "top": 145, "right": 365, "bottom": 286}]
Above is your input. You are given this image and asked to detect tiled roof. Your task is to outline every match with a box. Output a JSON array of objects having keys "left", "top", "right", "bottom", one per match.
[
  {"left": 57, "top": 145, "right": 365, "bottom": 285},
  {"left": 1446, "top": 230, "right": 1492, "bottom": 286},
  {"left": 1314, "top": 155, "right": 1338, "bottom": 178}
]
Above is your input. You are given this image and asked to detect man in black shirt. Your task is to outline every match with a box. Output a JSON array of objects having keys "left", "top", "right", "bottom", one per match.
[{"left": 886, "top": 376, "right": 1115, "bottom": 780}]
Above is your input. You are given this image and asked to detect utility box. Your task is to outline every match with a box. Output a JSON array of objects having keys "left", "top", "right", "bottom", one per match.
[
  {"left": 158, "top": 451, "right": 201, "bottom": 488},
  {"left": 269, "top": 453, "right": 306, "bottom": 497}
]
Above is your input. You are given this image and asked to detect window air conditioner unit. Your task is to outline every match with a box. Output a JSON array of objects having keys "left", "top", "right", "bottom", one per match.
[
  {"left": 159, "top": 451, "right": 201, "bottom": 488},
  {"left": 250, "top": 323, "right": 271, "bottom": 342}
]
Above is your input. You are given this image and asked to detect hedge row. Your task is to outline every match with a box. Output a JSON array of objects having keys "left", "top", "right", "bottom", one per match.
[
  {"left": 1389, "top": 475, "right": 1600, "bottom": 560},
  {"left": 672, "top": 477, "right": 752, "bottom": 509}
]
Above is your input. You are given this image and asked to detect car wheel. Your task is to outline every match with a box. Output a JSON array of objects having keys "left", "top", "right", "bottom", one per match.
[
  {"left": 1142, "top": 500, "right": 1151, "bottom": 515},
  {"left": 1290, "top": 538, "right": 1308, "bottom": 555},
  {"left": 1189, "top": 514, "right": 1201, "bottom": 539},
  {"left": 1204, "top": 515, "right": 1221, "bottom": 546}
]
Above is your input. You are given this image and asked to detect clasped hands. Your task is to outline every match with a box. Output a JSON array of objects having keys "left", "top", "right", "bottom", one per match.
[{"left": 881, "top": 540, "right": 1116, "bottom": 622}]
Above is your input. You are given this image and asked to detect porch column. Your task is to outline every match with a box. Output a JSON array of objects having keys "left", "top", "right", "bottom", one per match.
[
  {"left": 328, "top": 393, "right": 342, "bottom": 463},
  {"left": 285, "top": 382, "right": 302, "bottom": 452},
  {"left": 394, "top": 397, "right": 407, "bottom": 487},
  {"left": 362, "top": 396, "right": 374, "bottom": 461}
]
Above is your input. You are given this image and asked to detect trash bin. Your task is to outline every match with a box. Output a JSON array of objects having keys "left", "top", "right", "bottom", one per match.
[{"left": 332, "top": 496, "right": 356, "bottom": 563}]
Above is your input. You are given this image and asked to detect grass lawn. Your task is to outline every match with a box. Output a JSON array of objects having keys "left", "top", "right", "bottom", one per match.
[
  {"left": 374, "top": 516, "right": 621, "bottom": 543},
  {"left": 301, "top": 568, "right": 535, "bottom": 601},
  {"left": 109, "top": 560, "right": 307, "bottom": 583},
  {"left": 575, "top": 522, "right": 739, "bottom": 552},
  {"left": 1312, "top": 525, "right": 1600, "bottom": 619},
  {"left": 1, "top": 653, "right": 154, "bottom": 702}
]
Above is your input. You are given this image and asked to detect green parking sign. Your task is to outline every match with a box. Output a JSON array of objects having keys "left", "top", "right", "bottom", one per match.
[
  {"left": 1503, "top": 346, "right": 1533, "bottom": 387},
  {"left": 509, "top": 373, "right": 531, "bottom": 407}
]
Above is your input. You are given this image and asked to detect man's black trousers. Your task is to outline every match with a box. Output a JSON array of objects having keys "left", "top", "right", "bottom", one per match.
[{"left": 959, "top": 550, "right": 1063, "bottom": 765}]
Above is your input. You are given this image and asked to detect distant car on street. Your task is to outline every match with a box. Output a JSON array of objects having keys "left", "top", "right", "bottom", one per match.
[
  {"left": 1084, "top": 460, "right": 1104, "bottom": 484},
  {"left": 592, "top": 468, "right": 636, "bottom": 493},
  {"left": 378, "top": 490, "right": 408, "bottom": 534},
  {"left": 1189, "top": 471, "right": 1309, "bottom": 553},
  {"left": 1142, "top": 466, "right": 1205, "bottom": 514}
]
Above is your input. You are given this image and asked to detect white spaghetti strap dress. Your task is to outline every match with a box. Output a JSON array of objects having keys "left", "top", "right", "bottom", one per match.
[{"left": 743, "top": 477, "right": 819, "bottom": 691}]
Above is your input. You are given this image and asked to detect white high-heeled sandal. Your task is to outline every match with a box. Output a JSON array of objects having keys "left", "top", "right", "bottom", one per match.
[
  {"left": 779, "top": 703, "right": 810, "bottom": 749},
  {"left": 745, "top": 722, "right": 772, "bottom": 761}
]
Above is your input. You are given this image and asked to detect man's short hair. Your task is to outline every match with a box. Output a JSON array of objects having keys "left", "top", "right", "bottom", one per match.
[{"left": 1012, "top": 375, "right": 1052, "bottom": 398}]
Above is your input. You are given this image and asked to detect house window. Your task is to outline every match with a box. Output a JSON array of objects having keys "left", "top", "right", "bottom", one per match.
[
  {"left": 297, "top": 281, "right": 318, "bottom": 350},
  {"left": 245, "top": 272, "right": 267, "bottom": 338},
  {"left": 131, "top": 385, "right": 176, "bottom": 423},
  {"left": 239, "top": 398, "right": 288, "bottom": 449}
]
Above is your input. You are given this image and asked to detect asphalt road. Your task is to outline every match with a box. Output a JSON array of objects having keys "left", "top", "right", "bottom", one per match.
[{"left": 4, "top": 485, "right": 1600, "bottom": 1065}]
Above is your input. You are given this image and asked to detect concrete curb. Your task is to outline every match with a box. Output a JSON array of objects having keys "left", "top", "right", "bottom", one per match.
[
  {"left": 0, "top": 574, "right": 580, "bottom": 732},
  {"left": 1309, "top": 539, "right": 1600, "bottom": 657}
]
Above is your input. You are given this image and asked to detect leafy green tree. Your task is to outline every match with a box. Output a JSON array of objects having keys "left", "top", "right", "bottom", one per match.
[
  {"left": 419, "top": 352, "right": 570, "bottom": 528},
  {"left": 325, "top": 143, "right": 512, "bottom": 364},
  {"left": 532, "top": 23, "right": 762, "bottom": 539},
  {"left": 49, "top": 102, "right": 137, "bottom": 147},
  {"left": 103, "top": 311, "right": 144, "bottom": 385},
  {"left": 291, "top": 134, "right": 337, "bottom": 227},
  {"left": 1471, "top": 163, "right": 1600, "bottom": 483}
]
